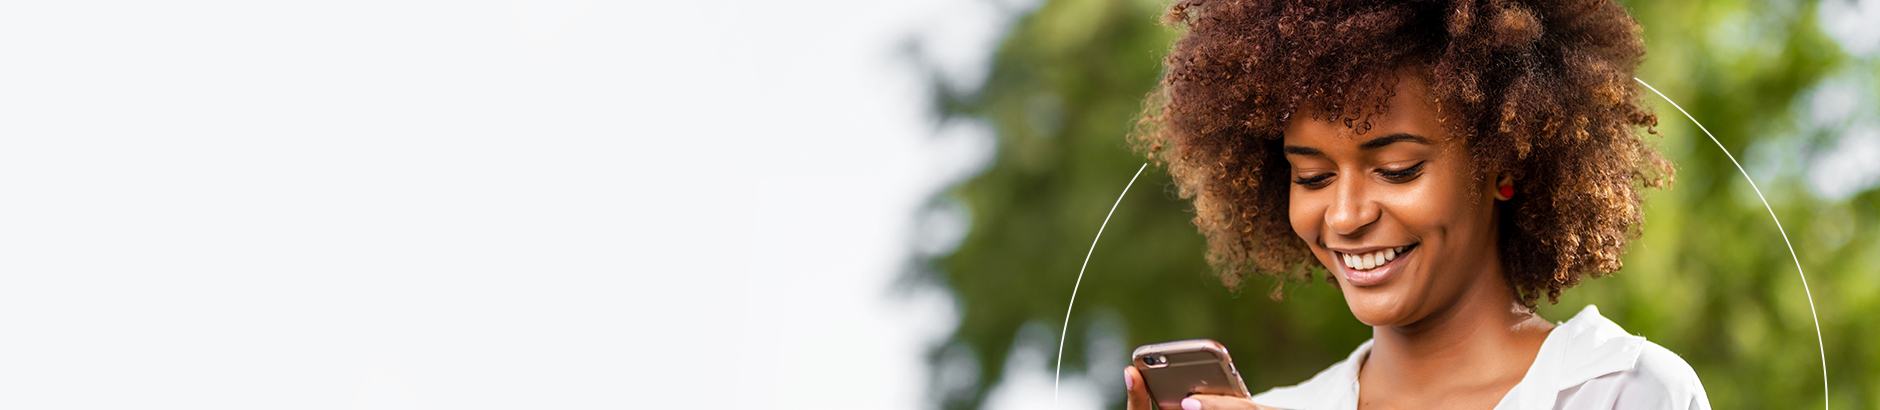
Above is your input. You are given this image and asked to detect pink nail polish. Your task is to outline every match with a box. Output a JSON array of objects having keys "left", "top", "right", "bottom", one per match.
[
  {"left": 1181, "top": 397, "right": 1201, "bottom": 410},
  {"left": 1124, "top": 369, "right": 1133, "bottom": 389}
]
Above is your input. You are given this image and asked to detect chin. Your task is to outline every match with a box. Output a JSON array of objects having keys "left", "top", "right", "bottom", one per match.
[{"left": 1339, "top": 282, "right": 1420, "bottom": 327}]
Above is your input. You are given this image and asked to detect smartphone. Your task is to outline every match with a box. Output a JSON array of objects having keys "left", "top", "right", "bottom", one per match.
[{"left": 1131, "top": 339, "right": 1250, "bottom": 409}]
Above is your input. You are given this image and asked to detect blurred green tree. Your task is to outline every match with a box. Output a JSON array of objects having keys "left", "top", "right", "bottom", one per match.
[{"left": 908, "top": 0, "right": 1879, "bottom": 409}]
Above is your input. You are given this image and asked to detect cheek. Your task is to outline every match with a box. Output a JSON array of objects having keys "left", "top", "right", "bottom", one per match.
[
  {"left": 1380, "top": 167, "right": 1487, "bottom": 248},
  {"left": 1288, "top": 187, "right": 1323, "bottom": 246},
  {"left": 1378, "top": 183, "right": 1443, "bottom": 229}
]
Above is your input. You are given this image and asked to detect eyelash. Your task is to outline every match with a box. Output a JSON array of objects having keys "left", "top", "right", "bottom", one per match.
[
  {"left": 1291, "top": 161, "right": 1426, "bottom": 189},
  {"left": 1293, "top": 174, "right": 1333, "bottom": 188},
  {"left": 1378, "top": 161, "right": 1426, "bottom": 182}
]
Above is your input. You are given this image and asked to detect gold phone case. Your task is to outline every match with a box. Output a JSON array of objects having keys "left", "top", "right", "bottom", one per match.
[{"left": 1131, "top": 339, "right": 1251, "bottom": 410}]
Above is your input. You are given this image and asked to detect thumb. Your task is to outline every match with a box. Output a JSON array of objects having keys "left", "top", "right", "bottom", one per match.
[{"left": 1124, "top": 366, "right": 1154, "bottom": 410}]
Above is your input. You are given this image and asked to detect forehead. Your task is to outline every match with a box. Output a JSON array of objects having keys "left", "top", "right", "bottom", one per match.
[{"left": 1282, "top": 76, "right": 1449, "bottom": 145}]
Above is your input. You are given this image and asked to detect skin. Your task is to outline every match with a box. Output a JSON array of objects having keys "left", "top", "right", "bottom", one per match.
[{"left": 1124, "top": 74, "right": 1554, "bottom": 410}]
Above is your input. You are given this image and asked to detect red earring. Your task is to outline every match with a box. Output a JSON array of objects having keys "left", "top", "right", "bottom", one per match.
[{"left": 1499, "top": 185, "right": 1514, "bottom": 199}]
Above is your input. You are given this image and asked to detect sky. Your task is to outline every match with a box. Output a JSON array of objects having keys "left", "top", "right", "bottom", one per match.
[{"left": 0, "top": 0, "right": 1051, "bottom": 408}]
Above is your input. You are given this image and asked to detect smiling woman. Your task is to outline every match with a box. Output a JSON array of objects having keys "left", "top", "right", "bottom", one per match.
[
  {"left": 1124, "top": 0, "right": 1704, "bottom": 409},
  {"left": 1280, "top": 76, "right": 1506, "bottom": 329}
]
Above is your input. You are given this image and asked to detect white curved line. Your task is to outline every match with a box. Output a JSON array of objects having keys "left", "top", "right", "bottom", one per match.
[
  {"left": 1636, "top": 77, "right": 1828, "bottom": 409},
  {"left": 1046, "top": 79, "right": 1829, "bottom": 409},
  {"left": 1053, "top": 162, "right": 1148, "bottom": 410}
]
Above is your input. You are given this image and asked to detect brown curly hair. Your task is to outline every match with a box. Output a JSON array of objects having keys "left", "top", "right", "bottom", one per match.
[{"left": 1133, "top": 0, "right": 1674, "bottom": 305}]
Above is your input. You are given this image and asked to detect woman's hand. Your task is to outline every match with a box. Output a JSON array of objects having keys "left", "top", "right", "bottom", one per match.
[{"left": 1125, "top": 367, "right": 1279, "bottom": 410}]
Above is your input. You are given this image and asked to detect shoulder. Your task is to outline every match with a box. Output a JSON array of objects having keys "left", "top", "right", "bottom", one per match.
[
  {"left": 1249, "top": 340, "right": 1369, "bottom": 410},
  {"left": 1605, "top": 341, "right": 1710, "bottom": 410},
  {"left": 1549, "top": 306, "right": 1711, "bottom": 410}
]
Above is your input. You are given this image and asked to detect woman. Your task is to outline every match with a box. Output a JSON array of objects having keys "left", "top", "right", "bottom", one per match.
[{"left": 1122, "top": 0, "right": 1708, "bottom": 409}]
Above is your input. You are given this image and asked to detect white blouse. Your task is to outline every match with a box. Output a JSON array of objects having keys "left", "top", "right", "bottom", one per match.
[{"left": 1249, "top": 305, "right": 1710, "bottom": 410}]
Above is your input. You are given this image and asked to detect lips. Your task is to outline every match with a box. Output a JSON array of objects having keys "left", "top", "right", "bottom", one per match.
[
  {"left": 1341, "top": 245, "right": 1409, "bottom": 270},
  {"left": 1335, "top": 244, "right": 1416, "bottom": 287}
]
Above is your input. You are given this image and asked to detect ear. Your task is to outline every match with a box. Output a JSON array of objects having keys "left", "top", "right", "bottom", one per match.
[{"left": 1493, "top": 173, "right": 1515, "bottom": 201}]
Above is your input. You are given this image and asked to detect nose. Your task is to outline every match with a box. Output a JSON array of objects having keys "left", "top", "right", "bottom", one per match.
[{"left": 1326, "top": 177, "right": 1379, "bottom": 236}]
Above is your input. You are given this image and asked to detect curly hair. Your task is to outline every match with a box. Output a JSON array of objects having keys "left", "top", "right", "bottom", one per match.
[{"left": 1133, "top": 0, "right": 1674, "bottom": 305}]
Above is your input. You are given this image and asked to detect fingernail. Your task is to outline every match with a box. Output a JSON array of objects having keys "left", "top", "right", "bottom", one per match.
[
  {"left": 1181, "top": 397, "right": 1201, "bottom": 410},
  {"left": 1123, "top": 368, "right": 1133, "bottom": 389}
]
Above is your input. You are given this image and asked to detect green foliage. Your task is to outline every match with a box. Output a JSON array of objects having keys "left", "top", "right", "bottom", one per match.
[{"left": 911, "top": 0, "right": 1879, "bottom": 409}]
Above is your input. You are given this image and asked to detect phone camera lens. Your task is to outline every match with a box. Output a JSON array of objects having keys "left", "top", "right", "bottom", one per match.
[{"left": 1143, "top": 354, "right": 1167, "bottom": 366}]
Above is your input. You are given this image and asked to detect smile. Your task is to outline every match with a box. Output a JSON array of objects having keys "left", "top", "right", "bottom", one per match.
[
  {"left": 1334, "top": 244, "right": 1417, "bottom": 287},
  {"left": 1339, "top": 245, "right": 1414, "bottom": 271}
]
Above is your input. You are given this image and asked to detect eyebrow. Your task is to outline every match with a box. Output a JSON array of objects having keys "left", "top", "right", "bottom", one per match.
[
  {"left": 1359, "top": 133, "right": 1433, "bottom": 150},
  {"left": 1282, "top": 133, "right": 1433, "bottom": 156}
]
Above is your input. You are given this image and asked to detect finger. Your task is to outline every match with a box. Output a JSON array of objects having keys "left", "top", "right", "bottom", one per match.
[
  {"left": 1184, "top": 394, "right": 1277, "bottom": 410},
  {"left": 1124, "top": 366, "right": 1154, "bottom": 410}
]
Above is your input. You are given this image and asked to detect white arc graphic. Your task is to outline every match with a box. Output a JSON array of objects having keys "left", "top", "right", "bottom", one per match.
[
  {"left": 1636, "top": 77, "right": 1828, "bottom": 409},
  {"left": 1051, "top": 79, "right": 1831, "bottom": 410},
  {"left": 1053, "top": 162, "right": 1147, "bottom": 410}
]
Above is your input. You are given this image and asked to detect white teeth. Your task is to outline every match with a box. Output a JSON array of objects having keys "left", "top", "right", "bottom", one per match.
[{"left": 1342, "top": 245, "right": 1409, "bottom": 271}]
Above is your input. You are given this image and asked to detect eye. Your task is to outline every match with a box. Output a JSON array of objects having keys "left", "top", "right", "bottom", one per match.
[
  {"left": 1293, "top": 173, "right": 1333, "bottom": 189},
  {"left": 1377, "top": 161, "right": 1426, "bottom": 183}
]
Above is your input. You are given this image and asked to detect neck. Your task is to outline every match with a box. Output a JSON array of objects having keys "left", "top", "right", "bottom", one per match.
[{"left": 1362, "top": 263, "right": 1553, "bottom": 395}]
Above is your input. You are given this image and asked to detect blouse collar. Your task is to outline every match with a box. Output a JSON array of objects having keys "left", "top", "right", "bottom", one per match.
[{"left": 1250, "top": 305, "right": 1646, "bottom": 410}]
